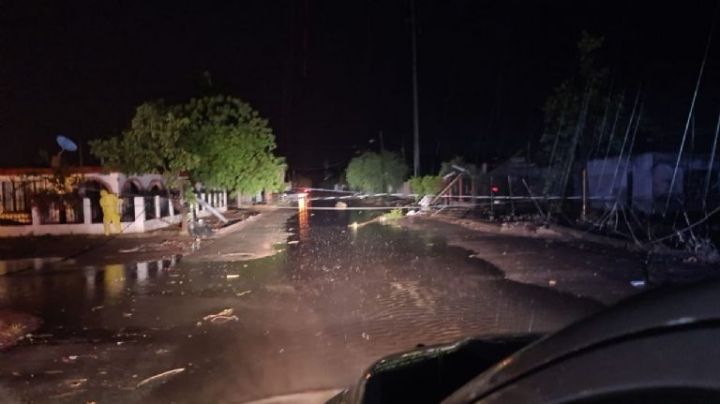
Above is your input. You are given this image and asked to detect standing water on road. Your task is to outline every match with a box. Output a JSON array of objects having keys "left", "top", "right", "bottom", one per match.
[{"left": 0, "top": 206, "right": 600, "bottom": 403}]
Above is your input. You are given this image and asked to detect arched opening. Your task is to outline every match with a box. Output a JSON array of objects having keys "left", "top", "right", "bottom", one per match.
[
  {"left": 121, "top": 179, "right": 143, "bottom": 196},
  {"left": 147, "top": 181, "right": 165, "bottom": 196}
]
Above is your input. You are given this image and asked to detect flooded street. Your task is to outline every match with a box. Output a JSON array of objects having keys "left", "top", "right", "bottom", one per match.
[{"left": 0, "top": 207, "right": 604, "bottom": 403}]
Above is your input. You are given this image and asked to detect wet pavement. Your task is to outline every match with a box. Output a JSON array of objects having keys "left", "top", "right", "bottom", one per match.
[{"left": 0, "top": 206, "right": 610, "bottom": 403}]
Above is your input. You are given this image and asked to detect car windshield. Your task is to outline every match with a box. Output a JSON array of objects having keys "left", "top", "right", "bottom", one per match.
[{"left": 1, "top": 1, "right": 719, "bottom": 403}]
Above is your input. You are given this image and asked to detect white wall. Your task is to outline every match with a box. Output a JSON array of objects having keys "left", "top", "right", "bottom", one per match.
[{"left": 0, "top": 191, "right": 228, "bottom": 238}]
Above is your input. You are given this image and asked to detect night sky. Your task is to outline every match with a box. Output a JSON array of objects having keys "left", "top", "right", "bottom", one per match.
[{"left": 2, "top": 1, "right": 720, "bottom": 176}]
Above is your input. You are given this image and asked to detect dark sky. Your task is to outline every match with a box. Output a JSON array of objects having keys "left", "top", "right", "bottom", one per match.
[{"left": 1, "top": 0, "right": 720, "bottom": 174}]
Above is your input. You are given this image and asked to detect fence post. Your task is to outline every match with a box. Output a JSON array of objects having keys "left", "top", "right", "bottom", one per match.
[
  {"left": 507, "top": 176, "right": 515, "bottom": 217},
  {"left": 83, "top": 198, "right": 92, "bottom": 225},
  {"left": 223, "top": 190, "right": 227, "bottom": 208},
  {"left": 200, "top": 193, "right": 206, "bottom": 211},
  {"left": 133, "top": 196, "right": 145, "bottom": 232},
  {"left": 458, "top": 176, "right": 463, "bottom": 203},
  {"left": 582, "top": 168, "right": 588, "bottom": 221},
  {"left": 31, "top": 206, "right": 41, "bottom": 228},
  {"left": 168, "top": 198, "right": 175, "bottom": 217},
  {"left": 489, "top": 176, "right": 494, "bottom": 216},
  {"left": 154, "top": 195, "right": 161, "bottom": 218},
  {"left": 471, "top": 177, "right": 477, "bottom": 207}
]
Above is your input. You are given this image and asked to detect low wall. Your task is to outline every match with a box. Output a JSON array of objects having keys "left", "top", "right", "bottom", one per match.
[{"left": 0, "top": 190, "right": 227, "bottom": 237}]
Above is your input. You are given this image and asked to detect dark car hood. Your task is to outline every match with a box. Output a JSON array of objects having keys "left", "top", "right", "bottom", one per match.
[{"left": 443, "top": 281, "right": 720, "bottom": 403}]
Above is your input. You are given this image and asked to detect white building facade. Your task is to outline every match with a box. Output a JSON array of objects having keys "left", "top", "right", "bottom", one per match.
[{"left": 0, "top": 167, "right": 227, "bottom": 237}]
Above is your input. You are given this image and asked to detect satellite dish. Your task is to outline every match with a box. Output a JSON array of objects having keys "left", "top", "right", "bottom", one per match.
[{"left": 56, "top": 135, "right": 78, "bottom": 152}]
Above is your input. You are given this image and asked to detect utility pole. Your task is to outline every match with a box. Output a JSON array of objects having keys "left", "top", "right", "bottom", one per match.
[
  {"left": 411, "top": 0, "right": 420, "bottom": 177},
  {"left": 379, "top": 130, "right": 386, "bottom": 192}
]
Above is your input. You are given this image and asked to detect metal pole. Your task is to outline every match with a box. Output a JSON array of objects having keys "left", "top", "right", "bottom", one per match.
[
  {"left": 581, "top": 168, "right": 587, "bottom": 221},
  {"left": 610, "top": 89, "right": 641, "bottom": 205},
  {"left": 379, "top": 130, "right": 386, "bottom": 193},
  {"left": 508, "top": 175, "right": 515, "bottom": 217},
  {"left": 703, "top": 108, "right": 720, "bottom": 210},
  {"left": 411, "top": 0, "right": 420, "bottom": 176},
  {"left": 665, "top": 9, "right": 717, "bottom": 214},
  {"left": 489, "top": 176, "right": 494, "bottom": 216},
  {"left": 458, "top": 175, "right": 463, "bottom": 203}
]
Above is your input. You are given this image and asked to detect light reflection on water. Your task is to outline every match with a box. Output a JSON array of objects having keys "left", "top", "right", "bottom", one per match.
[
  {"left": 0, "top": 257, "right": 64, "bottom": 275},
  {"left": 0, "top": 256, "right": 179, "bottom": 316},
  {"left": 293, "top": 199, "right": 381, "bottom": 243},
  {"left": 298, "top": 202, "right": 310, "bottom": 242},
  {"left": 103, "top": 264, "right": 126, "bottom": 300}
]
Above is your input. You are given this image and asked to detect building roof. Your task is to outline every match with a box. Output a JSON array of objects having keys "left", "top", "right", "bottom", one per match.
[{"left": 0, "top": 166, "right": 107, "bottom": 176}]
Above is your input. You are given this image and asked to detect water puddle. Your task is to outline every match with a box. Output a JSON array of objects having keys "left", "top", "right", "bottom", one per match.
[
  {"left": 0, "top": 257, "right": 64, "bottom": 275},
  {"left": 0, "top": 256, "right": 180, "bottom": 311}
]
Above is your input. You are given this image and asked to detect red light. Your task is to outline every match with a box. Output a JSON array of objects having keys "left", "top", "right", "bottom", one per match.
[{"left": 491, "top": 186, "right": 499, "bottom": 193}]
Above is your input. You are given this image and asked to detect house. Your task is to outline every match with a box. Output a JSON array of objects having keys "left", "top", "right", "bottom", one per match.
[
  {"left": 0, "top": 166, "right": 166, "bottom": 224},
  {"left": 586, "top": 152, "right": 719, "bottom": 214},
  {"left": 0, "top": 166, "right": 227, "bottom": 237}
]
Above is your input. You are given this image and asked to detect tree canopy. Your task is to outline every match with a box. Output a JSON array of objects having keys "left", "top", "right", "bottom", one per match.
[
  {"left": 176, "top": 95, "right": 285, "bottom": 195},
  {"left": 408, "top": 175, "right": 443, "bottom": 196},
  {"left": 90, "top": 95, "right": 284, "bottom": 197},
  {"left": 346, "top": 151, "right": 409, "bottom": 193},
  {"left": 90, "top": 102, "right": 199, "bottom": 190}
]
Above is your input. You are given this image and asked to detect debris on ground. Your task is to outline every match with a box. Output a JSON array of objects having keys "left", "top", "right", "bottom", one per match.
[
  {"left": 202, "top": 308, "right": 239, "bottom": 324},
  {"left": 136, "top": 368, "right": 185, "bottom": 388},
  {"left": 221, "top": 252, "right": 255, "bottom": 258},
  {"left": 236, "top": 290, "right": 252, "bottom": 297},
  {"left": 226, "top": 274, "right": 240, "bottom": 280},
  {"left": 630, "top": 280, "right": 646, "bottom": 288},
  {"left": 61, "top": 378, "right": 88, "bottom": 388},
  {"left": 688, "top": 237, "right": 720, "bottom": 264},
  {"left": 0, "top": 310, "right": 42, "bottom": 350},
  {"left": 118, "top": 247, "right": 141, "bottom": 253}
]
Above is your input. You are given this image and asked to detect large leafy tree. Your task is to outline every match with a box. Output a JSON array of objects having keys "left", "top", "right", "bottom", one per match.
[
  {"left": 90, "top": 102, "right": 199, "bottom": 191},
  {"left": 91, "top": 95, "right": 284, "bottom": 198},
  {"left": 175, "top": 95, "right": 285, "bottom": 197},
  {"left": 90, "top": 102, "right": 200, "bottom": 233},
  {"left": 346, "top": 151, "right": 409, "bottom": 193}
]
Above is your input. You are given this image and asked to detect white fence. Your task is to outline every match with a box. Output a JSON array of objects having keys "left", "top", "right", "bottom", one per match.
[{"left": 0, "top": 191, "right": 227, "bottom": 237}]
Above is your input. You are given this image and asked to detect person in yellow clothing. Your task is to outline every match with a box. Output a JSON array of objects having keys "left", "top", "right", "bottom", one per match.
[{"left": 99, "top": 190, "right": 121, "bottom": 235}]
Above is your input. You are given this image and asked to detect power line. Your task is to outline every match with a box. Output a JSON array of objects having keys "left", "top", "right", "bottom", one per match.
[{"left": 664, "top": 3, "right": 719, "bottom": 215}]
